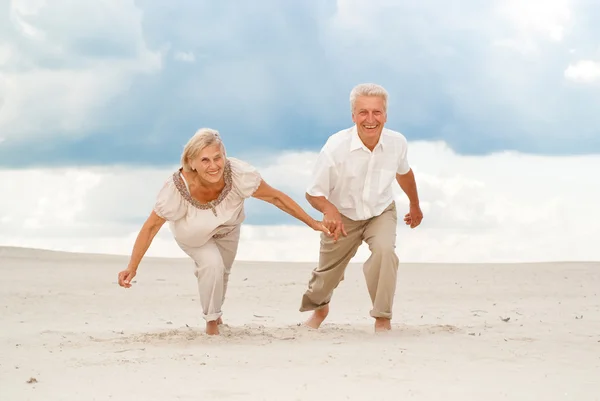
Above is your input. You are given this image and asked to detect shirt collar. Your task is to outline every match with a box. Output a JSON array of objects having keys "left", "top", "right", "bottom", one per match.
[{"left": 350, "top": 126, "right": 385, "bottom": 152}]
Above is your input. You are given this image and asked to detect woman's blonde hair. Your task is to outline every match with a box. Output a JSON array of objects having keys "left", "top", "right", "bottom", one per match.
[{"left": 180, "top": 128, "right": 226, "bottom": 172}]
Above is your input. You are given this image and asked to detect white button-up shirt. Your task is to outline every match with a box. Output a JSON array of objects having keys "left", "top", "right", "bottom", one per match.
[{"left": 307, "top": 126, "right": 411, "bottom": 221}]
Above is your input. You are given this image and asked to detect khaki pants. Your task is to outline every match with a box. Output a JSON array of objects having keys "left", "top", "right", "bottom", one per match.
[
  {"left": 300, "top": 202, "right": 399, "bottom": 319},
  {"left": 181, "top": 226, "right": 240, "bottom": 322}
]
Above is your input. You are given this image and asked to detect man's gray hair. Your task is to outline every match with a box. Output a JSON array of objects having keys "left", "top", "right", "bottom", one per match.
[
  {"left": 349, "top": 83, "right": 388, "bottom": 112},
  {"left": 180, "top": 128, "right": 226, "bottom": 172}
]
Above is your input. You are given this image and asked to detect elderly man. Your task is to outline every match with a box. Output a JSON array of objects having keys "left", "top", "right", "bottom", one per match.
[{"left": 300, "top": 83, "right": 423, "bottom": 332}]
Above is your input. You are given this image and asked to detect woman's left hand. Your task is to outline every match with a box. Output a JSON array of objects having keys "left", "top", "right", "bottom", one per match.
[{"left": 312, "top": 219, "right": 333, "bottom": 237}]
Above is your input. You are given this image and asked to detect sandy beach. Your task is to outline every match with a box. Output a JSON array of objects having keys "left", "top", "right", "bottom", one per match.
[{"left": 1, "top": 246, "right": 598, "bottom": 400}]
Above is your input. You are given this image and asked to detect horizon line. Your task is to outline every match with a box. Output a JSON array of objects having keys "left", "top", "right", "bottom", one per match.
[{"left": 0, "top": 245, "right": 597, "bottom": 265}]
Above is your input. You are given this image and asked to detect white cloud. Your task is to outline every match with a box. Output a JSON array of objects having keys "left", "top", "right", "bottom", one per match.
[
  {"left": 316, "top": 0, "right": 600, "bottom": 152},
  {"left": 489, "top": 0, "right": 572, "bottom": 55},
  {"left": 0, "top": 0, "right": 598, "bottom": 153},
  {"left": 329, "top": 0, "right": 572, "bottom": 53},
  {"left": 1, "top": 141, "right": 598, "bottom": 263},
  {"left": 564, "top": 60, "right": 600, "bottom": 83},
  {"left": 0, "top": 0, "right": 163, "bottom": 140},
  {"left": 11, "top": 0, "right": 47, "bottom": 15},
  {"left": 174, "top": 51, "right": 195, "bottom": 63},
  {"left": 0, "top": 43, "right": 10, "bottom": 63},
  {"left": 496, "top": 0, "right": 571, "bottom": 42}
]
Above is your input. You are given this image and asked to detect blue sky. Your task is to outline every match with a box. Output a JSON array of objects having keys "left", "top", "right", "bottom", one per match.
[
  {"left": 1, "top": 0, "right": 600, "bottom": 262},
  {"left": 2, "top": 0, "right": 600, "bottom": 169}
]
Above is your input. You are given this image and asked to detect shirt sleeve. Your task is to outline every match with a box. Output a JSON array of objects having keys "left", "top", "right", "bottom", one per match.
[
  {"left": 306, "top": 149, "right": 336, "bottom": 198},
  {"left": 397, "top": 136, "right": 411, "bottom": 175},
  {"left": 229, "top": 157, "right": 263, "bottom": 199},
  {"left": 153, "top": 176, "right": 187, "bottom": 221}
]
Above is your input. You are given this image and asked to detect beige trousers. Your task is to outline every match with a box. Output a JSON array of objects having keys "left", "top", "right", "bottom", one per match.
[
  {"left": 300, "top": 202, "right": 399, "bottom": 319},
  {"left": 182, "top": 225, "right": 240, "bottom": 322}
]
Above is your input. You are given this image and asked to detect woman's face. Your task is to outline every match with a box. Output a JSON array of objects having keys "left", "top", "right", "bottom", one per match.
[{"left": 192, "top": 143, "right": 225, "bottom": 185}]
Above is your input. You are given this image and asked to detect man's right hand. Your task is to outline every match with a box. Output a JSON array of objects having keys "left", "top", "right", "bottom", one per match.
[{"left": 323, "top": 205, "right": 347, "bottom": 242}]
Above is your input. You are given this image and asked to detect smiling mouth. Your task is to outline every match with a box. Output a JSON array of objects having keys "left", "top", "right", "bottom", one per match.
[
  {"left": 363, "top": 124, "right": 378, "bottom": 129},
  {"left": 207, "top": 170, "right": 220, "bottom": 176}
]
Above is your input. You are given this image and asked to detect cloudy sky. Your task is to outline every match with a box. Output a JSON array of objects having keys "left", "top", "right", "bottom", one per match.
[{"left": 1, "top": 0, "right": 599, "bottom": 263}]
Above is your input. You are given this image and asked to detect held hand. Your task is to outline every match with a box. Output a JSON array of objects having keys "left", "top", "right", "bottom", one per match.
[
  {"left": 321, "top": 218, "right": 337, "bottom": 235},
  {"left": 404, "top": 203, "right": 423, "bottom": 228},
  {"left": 323, "top": 206, "right": 347, "bottom": 242},
  {"left": 118, "top": 268, "right": 137, "bottom": 288},
  {"left": 311, "top": 219, "right": 333, "bottom": 237}
]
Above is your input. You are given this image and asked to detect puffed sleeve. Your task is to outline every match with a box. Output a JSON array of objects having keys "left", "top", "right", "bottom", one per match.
[
  {"left": 153, "top": 176, "right": 187, "bottom": 221},
  {"left": 228, "top": 157, "right": 262, "bottom": 199}
]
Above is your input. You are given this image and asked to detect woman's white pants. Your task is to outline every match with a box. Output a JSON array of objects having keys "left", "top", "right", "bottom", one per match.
[{"left": 183, "top": 226, "right": 240, "bottom": 322}]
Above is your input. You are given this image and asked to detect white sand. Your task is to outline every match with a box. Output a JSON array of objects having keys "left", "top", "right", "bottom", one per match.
[{"left": 1, "top": 246, "right": 599, "bottom": 401}]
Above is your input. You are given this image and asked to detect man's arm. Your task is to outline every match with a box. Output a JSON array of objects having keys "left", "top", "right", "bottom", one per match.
[
  {"left": 305, "top": 193, "right": 336, "bottom": 214},
  {"left": 396, "top": 169, "right": 423, "bottom": 228},
  {"left": 396, "top": 168, "right": 419, "bottom": 206},
  {"left": 303, "top": 147, "right": 347, "bottom": 240}
]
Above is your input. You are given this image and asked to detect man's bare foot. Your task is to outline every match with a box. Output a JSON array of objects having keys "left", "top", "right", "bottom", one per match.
[
  {"left": 304, "top": 305, "right": 329, "bottom": 329},
  {"left": 216, "top": 317, "right": 223, "bottom": 325},
  {"left": 206, "top": 320, "right": 219, "bottom": 335},
  {"left": 374, "top": 317, "right": 391, "bottom": 332}
]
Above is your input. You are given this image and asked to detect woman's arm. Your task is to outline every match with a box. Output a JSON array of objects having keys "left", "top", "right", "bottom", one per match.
[
  {"left": 251, "top": 180, "right": 331, "bottom": 235},
  {"left": 118, "top": 211, "right": 166, "bottom": 288}
]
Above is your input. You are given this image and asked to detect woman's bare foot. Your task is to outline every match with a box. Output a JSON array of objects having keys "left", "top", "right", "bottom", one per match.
[
  {"left": 374, "top": 317, "right": 391, "bottom": 332},
  {"left": 206, "top": 320, "right": 219, "bottom": 335},
  {"left": 304, "top": 305, "right": 329, "bottom": 329}
]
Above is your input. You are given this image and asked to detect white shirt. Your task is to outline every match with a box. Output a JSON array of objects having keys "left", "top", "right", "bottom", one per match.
[{"left": 307, "top": 126, "right": 411, "bottom": 221}]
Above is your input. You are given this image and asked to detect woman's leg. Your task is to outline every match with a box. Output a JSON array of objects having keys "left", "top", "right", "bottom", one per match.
[
  {"left": 189, "top": 240, "right": 227, "bottom": 335},
  {"left": 214, "top": 225, "right": 241, "bottom": 311}
]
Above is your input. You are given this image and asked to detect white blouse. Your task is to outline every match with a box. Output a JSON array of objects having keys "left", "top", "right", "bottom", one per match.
[{"left": 153, "top": 157, "right": 262, "bottom": 249}]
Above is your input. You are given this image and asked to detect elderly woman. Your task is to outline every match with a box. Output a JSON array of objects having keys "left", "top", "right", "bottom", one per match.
[{"left": 117, "top": 128, "right": 331, "bottom": 335}]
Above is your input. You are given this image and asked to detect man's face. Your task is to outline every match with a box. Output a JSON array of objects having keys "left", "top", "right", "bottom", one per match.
[{"left": 352, "top": 95, "right": 387, "bottom": 142}]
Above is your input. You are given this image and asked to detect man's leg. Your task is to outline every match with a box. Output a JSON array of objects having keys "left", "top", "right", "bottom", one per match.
[
  {"left": 362, "top": 202, "right": 399, "bottom": 332},
  {"left": 300, "top": 216, "right": 364, "bottom": 328}
]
